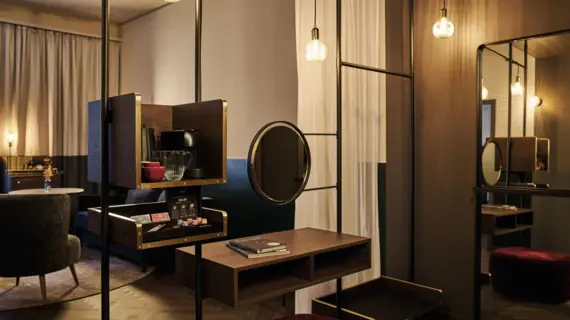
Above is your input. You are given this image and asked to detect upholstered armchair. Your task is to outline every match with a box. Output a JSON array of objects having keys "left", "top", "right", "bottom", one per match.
[{"left": 0, "top": 194, "right": 81, "bottom": 299}]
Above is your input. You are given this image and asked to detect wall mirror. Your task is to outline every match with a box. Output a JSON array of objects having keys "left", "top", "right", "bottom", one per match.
[
  {"left": 477, "top": 31, "right": 570, "bottom": 188},
  {"left": 247, "top": 121, "right": 311, "bottom": 205},
  {"left": 481, "top": 140, "right": 502, "bottom": 186}
]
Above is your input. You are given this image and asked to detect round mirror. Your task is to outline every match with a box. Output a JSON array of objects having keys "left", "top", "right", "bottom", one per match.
[
  {"left": 247, "top": 121, "right": 311, "bottom": 205},
  {"left": 482, "top": 140, "right": 503, "bottom": 186}
]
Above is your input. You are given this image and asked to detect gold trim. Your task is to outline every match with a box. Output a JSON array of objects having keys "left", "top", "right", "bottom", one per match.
[
  {"left": 203, "top": 207, "right": 228, "bottom": 235},
  {"left": 139, "top": 178, "right": 225, "bottom": 189},
  {"left": 312, "top": 299, "right": 375, "bottom": 320},
  {"left": 135, "top": 93, "right": 142, "bottom": 188},
  {"left": 141, "top": 231, "right": 227, "bottom": 250}
]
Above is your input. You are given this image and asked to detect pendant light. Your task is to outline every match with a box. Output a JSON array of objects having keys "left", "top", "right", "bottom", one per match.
[
  {"left": 481, "top": 79, "right": 489, "bottom": 99},
  {"left": 433, "top": 0, "right": 454, "bottom": 39},
  {"left": 511, "top": 66, "right": 523, "bottom": 96},
  {"left": 305, "top": 0, "right": 327, "bottom": 62}
]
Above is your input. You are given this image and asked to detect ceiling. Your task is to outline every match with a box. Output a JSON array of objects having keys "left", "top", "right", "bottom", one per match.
[
  {"left": 17, "top": 0, "right": 171, "bottom": 24},
  {"left": 514, "top": 33, "right": 570, "bottom": 59}
]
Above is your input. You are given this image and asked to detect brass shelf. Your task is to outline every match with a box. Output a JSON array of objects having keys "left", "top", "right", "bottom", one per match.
[{"left": 139, "top": 179, "right": 226, "bottom": 189}]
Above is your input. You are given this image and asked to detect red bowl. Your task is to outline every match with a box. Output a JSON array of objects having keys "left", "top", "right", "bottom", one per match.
[
  {"left": 141, "top": 161, "right": 161, "bottom": 168},
  {"left": 143, "top": 166, "right": 165, "bottom": 182}
]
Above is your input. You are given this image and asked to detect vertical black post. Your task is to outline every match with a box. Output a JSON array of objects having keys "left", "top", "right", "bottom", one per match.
[
  {"left": 335, "top": 0, "right": 343, "bottom": 318},
  {"left": 194, "top": 1, "right": 203, "bottom": 319},
  {"left": 474, "top": 45, "right": 485, "bottom": 320},
  {"left": 195, "top": 187, "right": 203, "bottom": 320},
  {"left": 507, "top": 43, "right": 513, "bottom": 186},
  {"left": 523, "top": 40, "right": 528, "bottom": 137},
  {"left": 100, "top": 0, "right": 110, "bottom": 319},
  {"left": 195, "top": 0, "right": 202, "bottom": 103},
  {"left": 409, "top": 0, "right": 415, "bottom": 283}
]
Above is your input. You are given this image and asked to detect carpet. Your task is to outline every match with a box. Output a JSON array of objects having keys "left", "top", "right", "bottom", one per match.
[{"left": 0, "top": 247, "right": 153, "bottom": 311}]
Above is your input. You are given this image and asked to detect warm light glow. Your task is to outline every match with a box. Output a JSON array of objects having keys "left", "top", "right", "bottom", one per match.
[
  {"left": 433, "top": 7, "right": 454, "bottom": 39},
  {"left": 529, "top": 96, "right": 542, "bottom": 108},
  {"left": 7, "top": 132, "right": 16, "bottom": 144},
  {"left": 482, "top": 80, "right": 489, "bottom": 99},
  {"left": 306, "top": 27, "right": 327, "bottom": 62},
  {"left": 511, "top": 76, "right": 523, "bottom": 95}
]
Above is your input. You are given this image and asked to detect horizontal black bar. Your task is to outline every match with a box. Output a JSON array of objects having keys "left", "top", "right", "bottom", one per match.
[
  {"left": 482, "top": 28, "right": 570, "bottom": 47},
  {"left": 476, "top": 186, "right": 570, "bottom": 198},
  {"left": 484, "top": 47, "right": 525, "bottom": 68},
  {"left": 341, "top": 61, "right": 412, "bottom": 79},
  {"left": 304, "top": 133, "right": 337, "bottom": 136},
  {"left": 304, "top": 185, "right": 337, "bottom": 192}
]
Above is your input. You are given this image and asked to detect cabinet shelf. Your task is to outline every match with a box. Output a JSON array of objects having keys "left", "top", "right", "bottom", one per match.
[{"left": 477, "top": 186, "right": 570, "bottom": 198}]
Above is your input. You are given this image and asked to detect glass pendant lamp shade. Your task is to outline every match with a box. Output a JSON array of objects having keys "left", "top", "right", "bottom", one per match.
[
  {"left": 306, "top": 28, "right": 327, "bottom": 62},
  {"left": 433, "top": 1, "right": 454, "bottom": 39},
  {"left": 511, "top": 76, "right": 523, "bottom": 95},
  {"left": 306, "top": 0, "right": 327, "bottom": 62}
]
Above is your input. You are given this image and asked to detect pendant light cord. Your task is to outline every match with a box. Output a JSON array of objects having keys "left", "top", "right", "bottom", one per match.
[
  {"left": 314, "top": 0, "right": 317, "bottom": 28},
  {"left": 443, "top": 0, "right": 447, "bottom": 9}
]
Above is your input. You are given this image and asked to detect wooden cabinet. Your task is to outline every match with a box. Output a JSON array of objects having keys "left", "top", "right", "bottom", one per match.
[
  {"left": 87, "top": 93, "right": 227, "bottom": 190},
  {"left": 10, "top": 173, "right": 62, "bottom": 191},
  {"left": 491, "top": 137, "right": 550, "bottom": 172}
]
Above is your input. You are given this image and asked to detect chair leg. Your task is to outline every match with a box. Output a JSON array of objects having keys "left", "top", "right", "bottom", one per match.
[
  {"left": 39, "top": 275, "right": 47, "bottom": 300},
  {"left": 70, "top": 264, "right": 79, "bottom": 286},
  {"left": 16, "top": 277, "right": 19, "bottom": 286}
]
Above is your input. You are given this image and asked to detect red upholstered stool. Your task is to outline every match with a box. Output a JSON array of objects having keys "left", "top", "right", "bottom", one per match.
[
  {"left": 490, "top": 247, "right": 570, "bottom": 303},
  {"left": 278, "top": 315, "right": 335, "bottom": 320}
]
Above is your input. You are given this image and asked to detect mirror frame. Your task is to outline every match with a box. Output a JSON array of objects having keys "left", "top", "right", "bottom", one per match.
[
  {"left": 246, "top": 121, "right": 312, "bottom": 206},
  {"left": 481, "top": 139, "right": 503, "bottom": 186}
]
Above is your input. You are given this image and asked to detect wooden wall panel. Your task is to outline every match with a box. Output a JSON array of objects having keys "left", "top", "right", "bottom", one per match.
[
  {"left": 414, "top": 1, "right": 570, "bottom": 319},
  {"left": 385, "top": 0, "right": 412, "bottom": 281}
]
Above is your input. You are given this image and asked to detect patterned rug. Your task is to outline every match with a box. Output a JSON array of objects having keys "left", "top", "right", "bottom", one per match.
[{"left": 0, "top": 247, "right": 153, "bottom": 311}]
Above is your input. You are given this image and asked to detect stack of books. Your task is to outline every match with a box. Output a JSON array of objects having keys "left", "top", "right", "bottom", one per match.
[{"left": 227, "top": 237, "right": 290, "bottom": 259}]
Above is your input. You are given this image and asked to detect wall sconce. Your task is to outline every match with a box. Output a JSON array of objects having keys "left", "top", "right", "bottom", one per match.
[
  {"left": 433, "top": 0, "right": 454, "bottom": 39},
  {"left": 529, "top": 96, "right": 542, "bottom": 108}
]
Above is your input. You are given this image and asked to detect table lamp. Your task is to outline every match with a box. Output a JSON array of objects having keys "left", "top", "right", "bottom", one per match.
[{"left": 7, "top": 132, "right": 16, "bottom": 169}]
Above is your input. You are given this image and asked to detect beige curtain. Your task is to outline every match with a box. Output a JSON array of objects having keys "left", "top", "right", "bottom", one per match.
[
  {"left": 295, "top": 0, "right": 385, "bottom": 314},
  {"left": 0, "top": 22, "right": 120, "bottom": 157}
]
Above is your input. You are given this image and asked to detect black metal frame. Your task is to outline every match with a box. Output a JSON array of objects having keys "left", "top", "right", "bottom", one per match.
[
  {"left": 98, "top": 1, "right": 207, "bottom": 319},
  {"left": 475, "top": 28, "right": 570, "bottom": 320},
  {"left": 322, "top": 0, "right": 416, "bottom": 315},
  {"left": 98, "top": 0, "right": 415, "bottom": 319}
]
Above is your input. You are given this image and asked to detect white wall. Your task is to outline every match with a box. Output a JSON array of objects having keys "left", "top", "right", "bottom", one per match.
[
  {"left": 120, "top": 0, "right": 298, "bottom": 158},
  {"left": 482, "top": 44, "right": 536, "bottom": 138}
]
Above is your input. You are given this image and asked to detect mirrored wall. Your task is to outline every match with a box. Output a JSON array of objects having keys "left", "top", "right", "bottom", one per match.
[{"left": 478, "top": 30, "right": 570, "bottom": 319}]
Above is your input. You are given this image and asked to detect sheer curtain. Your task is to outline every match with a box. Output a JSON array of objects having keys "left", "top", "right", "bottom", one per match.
[
  {"left": 295, "top": 0, "right": 385, "bottom": 314},
  {"left": 0, "top": 22, "right": 120, "bottom": 158}
]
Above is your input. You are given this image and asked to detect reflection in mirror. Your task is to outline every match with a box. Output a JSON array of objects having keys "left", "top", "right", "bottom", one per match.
[
  {"left": 247, "top": 121, "right": 311, "bottom": 205},
  {"left": 482, "top": 140, "right": 502, "bottom": 186}
]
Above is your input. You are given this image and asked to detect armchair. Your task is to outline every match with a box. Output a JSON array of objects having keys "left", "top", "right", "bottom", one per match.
[{"left": 0, "top": 194, "right": 81, "bottom": 299}]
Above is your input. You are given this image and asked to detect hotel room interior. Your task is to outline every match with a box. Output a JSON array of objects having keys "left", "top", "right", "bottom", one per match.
[{"left": 3, "top": 0, "right": 570, "bottom": 319}]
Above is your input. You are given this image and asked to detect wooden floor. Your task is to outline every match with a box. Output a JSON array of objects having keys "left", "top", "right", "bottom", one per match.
[{"left": 0, "top": 272, "right": 288, "bottom": 320}]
